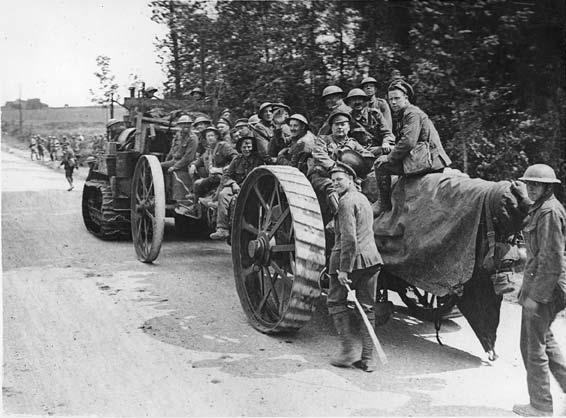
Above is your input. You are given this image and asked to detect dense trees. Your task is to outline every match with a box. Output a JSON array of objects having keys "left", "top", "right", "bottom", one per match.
[{"left": 150, "top": 0, "right": 565, "bottom": 196}]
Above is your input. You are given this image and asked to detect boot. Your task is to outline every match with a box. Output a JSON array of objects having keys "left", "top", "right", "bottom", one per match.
[
  {"left": 372, "top": 173, "right": 392, "bottom": 217},
  {"left": 353, "top": 312, "right": 377, "bottom": 372},
  {"left": 330, "top": 311, "right": 357, "bottom": 368}
]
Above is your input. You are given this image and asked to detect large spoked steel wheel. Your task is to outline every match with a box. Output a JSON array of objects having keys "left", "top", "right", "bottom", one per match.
[
  {"left": 398, "top": 285, "right": 458, "bottom": 322},
  {"left": 232, "top": 166, "right": 326, "bottom": 333},
  {"left": 131, "top": 155, "right": 166, "bottom": 263}
]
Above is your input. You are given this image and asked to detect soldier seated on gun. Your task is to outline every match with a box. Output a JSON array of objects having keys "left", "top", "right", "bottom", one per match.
[
  {"left": 344, "top": 88, "right": 395, "bottom": 152},
  {"left": 184, "top": 127, "right": 238, "bottom": 217},
  {"left": 308, "top": 110, "right": 374, "bottom": 226},
  {"left": 274, "top": 114, "right": 316, "bottom": 175},
  {"left": 209, "top": 135, "right": 270, "bottom": 240},
  {"left": 162, "top": 115, "right": 199, "bottom": 214}
]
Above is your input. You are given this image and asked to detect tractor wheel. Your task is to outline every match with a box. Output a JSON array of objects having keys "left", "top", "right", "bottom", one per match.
[
  {"left": 131, "top": 155, "right": 166, "bottom": 263},
  {"left": 232, "top": 166, "right": 326, "bottom": 333},
  {"left": 82, "top": 179, "right": 130, "bottom": 240}
]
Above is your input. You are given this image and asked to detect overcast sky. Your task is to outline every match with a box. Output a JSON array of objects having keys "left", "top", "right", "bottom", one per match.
[{"left": 0, "top": 0, "right": 168, "bottom": 107}]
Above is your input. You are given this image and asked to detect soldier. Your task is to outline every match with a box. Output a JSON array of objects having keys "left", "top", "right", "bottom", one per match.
[
  {"left": 59, "top": 143, "right": 76, "bottom": 191},
  {"left": 373, "top": 80, "right": 451, "bottom": 216},
  {"left": 161, "top": 115, "right": 199, "bottom": 213},
  {"left": 144, "top": 86, "right": 158, "bottom": 99},
  {"left": 231, "top": 118, "right": 249, "bottom": 143},
  {"left": 328, "top": 161, "right": 383, "bottom": 372},
  {"left": 189, "top": 87, "right": 205, "bottom": 101},
  {"left": 275, "top": 114, "right": 316, "bottom": 174},
  {"left": 512, "top": 165, "right": 566, "bottom": 417},
  {"left": 192, "top": 115, "right": 214, "bottom": 155},
  {"left": 216, "top": 117, "right": 233, "bottom": 143},
  {"left": 318, "top": 86, "right": 352, "bottom": 136},
  {"left": 309, "top": 110, "right": 373, "bottom": 225},
  {"left": 252, "top": 102, "right": 275, "bottom": 151},
  {"left": 344, "top": 88, "right": 395, "bottom": 151},
  {"left": 360, "top": 76, "right": 393, "bottom": 129},
  {"left": 209, "top": 136, "right": 269, "bottom": 240},
  {"left": 185, "top": 127, "right": 238, "bottom": 217}
]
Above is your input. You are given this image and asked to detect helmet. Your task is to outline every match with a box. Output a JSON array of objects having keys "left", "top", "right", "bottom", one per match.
[
  {"left": 190, "top": 87, "right": 204, "bottom": 95},
  {"left": 85, "top": 156, "right": 97, "bottom": 164},
  {"left": 193, "top": 116, "right": 212, "bottom": 126},
  {"left": 361, "top": 76, "right": 378, "bottom": 86},
  {"left": 258, "top": 102, "right": 273, "bottom": 114},
  {"left": 146, "top": 86, "right": 157, "bottom": 93},
  {"left": 287, "top": 113, "right": 308, "bottom": 126},
  {"left": 337, "top": 149, "right": 372, "bottom": 178},
  {"left": 217, "top": 117, "right": 232, "bottom": 128},
  {"left": 202, "top": 126, "right": 220, "bottom": 137},
  {"left": 322, "top": 85, "right": 344, "bottom": 98},
  {"left": 519, "top": 164, "right": 561, "bottom": 184},
  {"left": 271, "top": 102, "right": 290, "bottom": 113},
  {"left": 345, "top": 88, "right": 369, "bottom": 103},
  {"left": 234, "top": 118, "right": 249, "bottom": 128},
  {"left": 106, "top": 118, "right": 122, "bottom": 129},
  {"left": 177, "top": 115, "right": 193, "bottom": 124}
]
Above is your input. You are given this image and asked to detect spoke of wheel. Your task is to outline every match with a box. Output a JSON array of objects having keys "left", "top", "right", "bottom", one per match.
[
  {"left": 255, "top": 268, "right": 272, "bottom": 314},
  {"left": 269, "top": 260, "right": 288, "bottom": 282},
  {"left": 253, "top": 184, "right": 268, "bottom": 212},
  {"left": 267, "top": 207, "right": 290, "bottom": 239},
  {"left": 242, "top": 220, "right": 259, "bottom": 236},
  {"left": 262, "top": 266, "right": 280, "bottom": 307},
  {"left": 271, "top": 243, "right": 295, "bottom": 253},
  {"left": 429, "top": 294, "right": 436, "bottom": 309},
  {"left": 242, "top": 264, "right": 256, "bottom": 277}
]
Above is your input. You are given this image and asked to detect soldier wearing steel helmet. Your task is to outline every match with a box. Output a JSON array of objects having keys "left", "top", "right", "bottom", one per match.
[
  {"left": 511, "top": 164, "right": 566, "bottom": 417},
  {"left": 317, "top": 85, "right": 352, "bottom": 136},
  {"left": 251, "top": 102, "right": 276, "bottom": 153},
  {"left": 309, "top": 110, "right": 373, "bottom": 225},
  {"left": 344, "top": 88, "right": 395, "bottom": 151},
  {"left": 274, "top": 114, "right": 316, "bottom": 174},
  {"left": 360, "top": 76, "right": 392, "bottom": 129}
]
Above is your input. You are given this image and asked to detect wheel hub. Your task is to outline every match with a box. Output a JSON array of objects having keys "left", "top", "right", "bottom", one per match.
[{"left": 248, "top": 232, "right": 271, "bottom": 265}]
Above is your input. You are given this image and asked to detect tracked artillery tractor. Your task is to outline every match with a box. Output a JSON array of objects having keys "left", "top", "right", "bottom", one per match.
[{"left": 82, "top": 95, "right": 209, "bottom": 263}]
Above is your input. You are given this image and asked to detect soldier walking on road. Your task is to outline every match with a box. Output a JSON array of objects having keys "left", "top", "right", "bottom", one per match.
[
  {"left": 327, "top": 162, "right": 383, "bottom": 372},
  {"left": 60, "top": 143, "right": 76, "bottom": 191},
  {"left": 512, "top": 164, "right": 566, "bottom": 417}
]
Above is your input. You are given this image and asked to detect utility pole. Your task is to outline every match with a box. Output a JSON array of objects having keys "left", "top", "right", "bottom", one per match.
[
  {"left": 110, "top": 92, "right": 114, "bottom": 118},
  {"left": 18, "top": 83, "right": 23, "bottom": 137}
]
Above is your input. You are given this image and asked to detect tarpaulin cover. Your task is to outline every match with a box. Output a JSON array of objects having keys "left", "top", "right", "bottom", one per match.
[{"left": 374, "top": 172, "right": 494, "bottom": 296}]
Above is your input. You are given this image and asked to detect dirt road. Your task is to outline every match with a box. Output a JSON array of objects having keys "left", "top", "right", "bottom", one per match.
[{"left": 2, "top": 146, "right": 565, "bottom": 416}]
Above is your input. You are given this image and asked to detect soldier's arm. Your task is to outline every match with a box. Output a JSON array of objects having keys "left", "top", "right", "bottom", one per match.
[
  {"left": 338, "top": 199, "right": 358, "bottom": 273},
  {"left": 374, "top": 111, "right": 395, "bottom": 147},
  {"left": 171, "top": 137, "right": 198, "bottom": 170},
  {"left": 387, "top": 110, "right": 420, "bottom": 164},
  {"left": 312, "top": 136, "right": 335, "bottom": 171},
  {"left": 378, "top": 99, "right": 393, "bottom": 130}
]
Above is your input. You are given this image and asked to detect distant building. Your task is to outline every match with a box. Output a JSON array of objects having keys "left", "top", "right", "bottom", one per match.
[{"left": 2, "top": 98, "right": 48, "bottom": 110}]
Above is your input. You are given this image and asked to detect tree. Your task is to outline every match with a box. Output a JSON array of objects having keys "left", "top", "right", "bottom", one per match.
[{"left": 89, "top": 55, "right": 119, "bottom": 106}]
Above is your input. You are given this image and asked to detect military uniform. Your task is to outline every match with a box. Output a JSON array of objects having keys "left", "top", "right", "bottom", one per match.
[
  {"left": 252, "top": 121, "right": 273, "bottom": 157},
  {"left": 193, "top": 141, "right": 238, "bottom": 198},
  {"left": 309, "top": 135, "right": 372, "bottom": 224},
  {"left": 162, "top": 131, "right": 199, "bottom": 201},
  {"left": 518, "top": 192, "right": 566, "bottom": 414},
  {"left": 317, "top": 102, "right": 352, "bottom": 136},
  {"left": 350, "top": 107, "right": 395, "bottom": 149},
  {"left": 368, "top": 96, "right": 392, "bottom": 130},
  {"left": 275, "top": 131, "right": 316, "bottom": 174}
]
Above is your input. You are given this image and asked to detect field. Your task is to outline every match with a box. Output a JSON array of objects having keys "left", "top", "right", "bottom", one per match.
[{"left": 1, "top": 105, "right": 127, "bottom": 140}]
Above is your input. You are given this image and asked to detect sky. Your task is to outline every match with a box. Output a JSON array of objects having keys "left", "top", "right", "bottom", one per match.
[{"left": 0, "top": 0, "right": 169, "bottom": 107}]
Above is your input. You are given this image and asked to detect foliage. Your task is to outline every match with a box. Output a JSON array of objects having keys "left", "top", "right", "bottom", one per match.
[
  {"left": 149, "top": 0, "right": 565, "bottom": 199},
  {"left": 89, "top": 55, "right": 120, "bottom": 106}
]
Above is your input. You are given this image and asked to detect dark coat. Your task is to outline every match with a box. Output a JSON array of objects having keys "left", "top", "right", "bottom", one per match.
[
  {"left": 387, "top": 104, "right": 451, "bottom": 172},
  {"left": 330, "top": 188, "right": 383, "bottom": 273}
]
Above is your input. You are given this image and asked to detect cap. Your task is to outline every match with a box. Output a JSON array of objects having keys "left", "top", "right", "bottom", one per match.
[
  {"left": 328, "top": 110, "right": 352, "bottom": 125},
  {"left": 388, "top": 79, "right": 414, "bottom": 100},
  {"left": 202, "top": 126, "right": 220, "bottom": 137},
  {"left": 234, "top": 118, "right": 249, "bottom": 128}
]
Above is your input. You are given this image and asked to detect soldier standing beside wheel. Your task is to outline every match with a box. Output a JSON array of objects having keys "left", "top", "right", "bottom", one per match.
[
  {"left": 161, "top": 115, "right": 199, "bottom": 214},
  {"left": 328, "top": 161, "right": 383, "bottom": 372},
  {"left": 373, "top": 80, "right": 451, "bottom": 216},
  {"left": 512, "top": 164, "right": 566, "bottom": 417}
]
